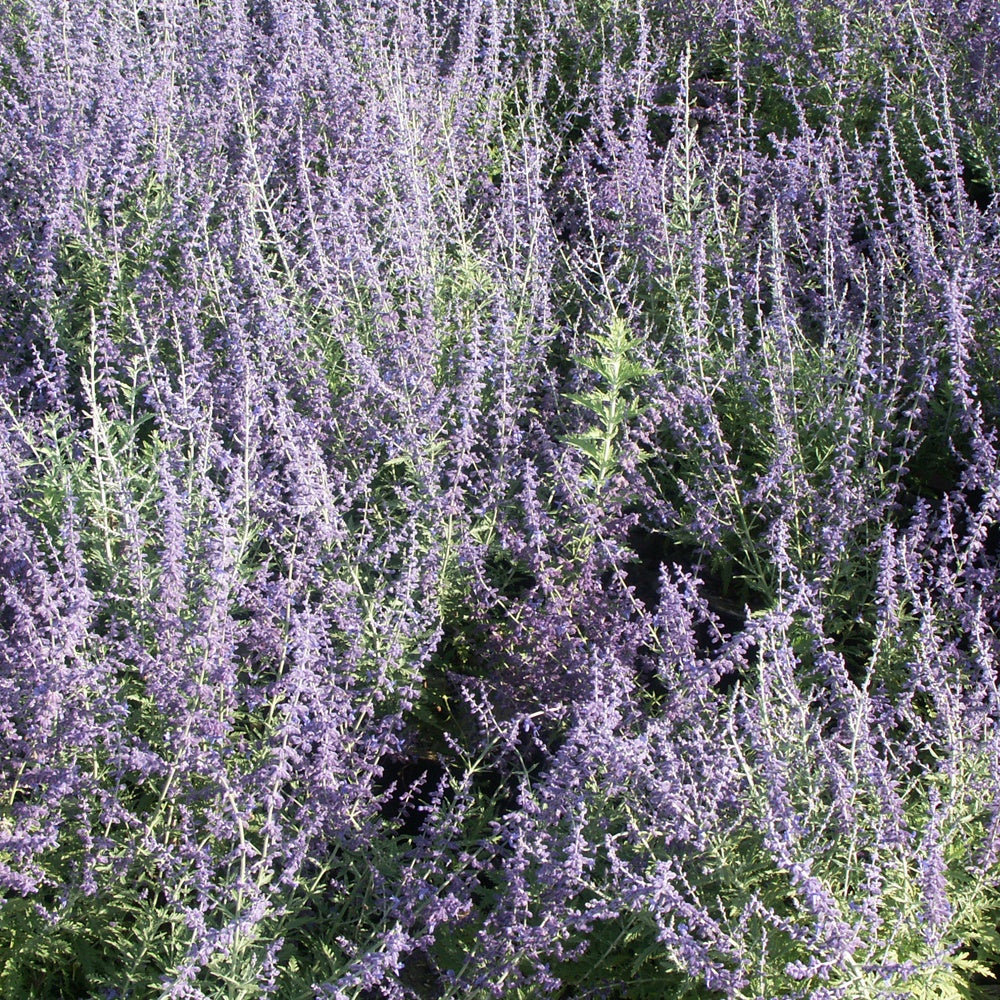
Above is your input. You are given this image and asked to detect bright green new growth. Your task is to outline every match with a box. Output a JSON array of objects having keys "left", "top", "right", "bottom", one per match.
[{"left": 563, "top": 315, "right": 653, "bottom": 490}]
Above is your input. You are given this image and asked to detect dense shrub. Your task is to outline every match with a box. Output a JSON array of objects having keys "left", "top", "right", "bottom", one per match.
[{"left": 1, "top": 1, "right": 998, "bottom": 997}]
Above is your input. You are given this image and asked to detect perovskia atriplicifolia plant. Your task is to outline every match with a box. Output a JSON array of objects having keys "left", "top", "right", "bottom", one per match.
[{"left": 0, "top": 0, "right": 999, "bottom": 998}]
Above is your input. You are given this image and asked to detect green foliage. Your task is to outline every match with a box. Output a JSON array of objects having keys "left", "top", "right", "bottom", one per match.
[
  {"left": 553, "top": 913, "right": 715, "bottom": 999},
  {"left": 52, "top": 174, "right": 183, "bottom": 366},
  {"left": 4, "top": 361, "right": 167, "bottom": 597},
  {"left": 0, "top": 888, "right": 140, "bottom": 998},
  {"left": 563, "top": 315, "right": 652, "bottom": 492}
]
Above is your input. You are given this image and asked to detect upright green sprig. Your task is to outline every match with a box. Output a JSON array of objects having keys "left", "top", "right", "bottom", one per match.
[{"left": 563, "top": 315, "right": 652, "bottom": 491}]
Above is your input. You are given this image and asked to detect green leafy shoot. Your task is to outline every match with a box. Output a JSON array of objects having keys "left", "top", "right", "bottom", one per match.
[{"left": 563, "top": 315, "right": 653, "bottom": 491}]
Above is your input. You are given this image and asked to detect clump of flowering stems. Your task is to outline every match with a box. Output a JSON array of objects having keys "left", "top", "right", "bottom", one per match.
[{"left": 1, "top": 0, "right": 999, "bottom": 997}]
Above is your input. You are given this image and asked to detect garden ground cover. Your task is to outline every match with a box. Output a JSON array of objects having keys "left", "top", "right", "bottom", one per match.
[{"left": 2, "top": 0, "right": 1000, "bottom": 997}]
